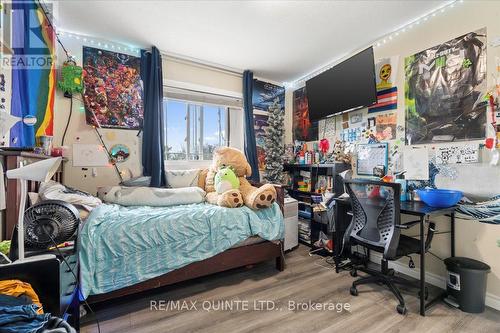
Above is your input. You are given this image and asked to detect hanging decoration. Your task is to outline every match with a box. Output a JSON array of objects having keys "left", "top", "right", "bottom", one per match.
[
  {"left": 10, "top": 0, "right": 55, "bottom": 147},
  {"left": 57, "top": 59, "right": 83, "bottom": 96}
]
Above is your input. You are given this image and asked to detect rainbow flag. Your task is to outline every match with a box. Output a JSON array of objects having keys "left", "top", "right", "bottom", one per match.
[
  {"left": 368, "top": 87, "right": 398, "bottom": 114},
  {"left": 10, "top": 0, "right": 55, "bottom": 147}
]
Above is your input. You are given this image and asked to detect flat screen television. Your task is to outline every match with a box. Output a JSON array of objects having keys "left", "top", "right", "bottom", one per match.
[{"left": 306, "top": 47, "right": 377, "bottom": 121}]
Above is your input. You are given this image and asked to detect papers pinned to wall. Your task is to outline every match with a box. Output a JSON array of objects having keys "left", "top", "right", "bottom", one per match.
[
  {"left": 404, "top": 146, "right": 429, "bottom": 180},
  {"left": 356, "top": 143, "right": 388, "bottom": 176},
  {"left": 435, "top": 143, "right": 479, "bottom": 164},
  {"left": 73, "top": 144, "right": 110, "bottom": 167}
]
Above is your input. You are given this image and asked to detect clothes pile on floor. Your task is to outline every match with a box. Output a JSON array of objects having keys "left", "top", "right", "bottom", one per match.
[{"left": 0, "top": 279, "right": 76, "bottom": 333}]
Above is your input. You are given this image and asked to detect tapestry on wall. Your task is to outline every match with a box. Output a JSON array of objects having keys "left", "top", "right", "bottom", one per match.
[
  {"left": 254, "top": 112, "right": 269, "bottom": 171},
  {"left": 9, "top": 0, "right": 55, "bottom": 147},
  {"left": 368, "top": 56, "right": 399, "bottom": 114},
  {"left": 293, "top": 86, "right": 318, "bottom": 141},
  {"left": 252, "top": 79, "right": 285, "bottom": 111},
  {"left": 82, "top": 47, "right": 143, "bottom": 129},
  {"left": 405, "top": 28, "right": 487, "bottom": 144}
]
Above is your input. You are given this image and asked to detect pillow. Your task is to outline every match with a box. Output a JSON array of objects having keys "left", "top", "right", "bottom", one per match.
[
  {"left": 165, "top": 169, "right": 201, "bottom": 188},
  {"left": 39, "top": 180, "right": 102, "bottom": 211},
  {"left": 97, "top": 186, "right": 206, "bottom": 207},
  {"left": 120, "top": 176, "right": 151, "bottom": 187}
]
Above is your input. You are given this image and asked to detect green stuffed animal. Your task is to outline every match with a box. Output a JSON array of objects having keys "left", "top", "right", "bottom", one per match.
[{"left": 214, "top": 167, "right": 240, "bottom": 194}]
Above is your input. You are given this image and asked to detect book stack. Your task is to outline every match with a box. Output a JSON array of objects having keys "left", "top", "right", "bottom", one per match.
[{"left": 298, "top": 219, "right": 311, "bottom": 243}]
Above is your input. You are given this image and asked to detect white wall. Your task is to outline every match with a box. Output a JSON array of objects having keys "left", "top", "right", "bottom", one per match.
[
  {"left": 284, "top": 0, "right": 500, "bottom": 306},
  {"left": 54, "top": 36, "right": 243, "bottom": 194}
]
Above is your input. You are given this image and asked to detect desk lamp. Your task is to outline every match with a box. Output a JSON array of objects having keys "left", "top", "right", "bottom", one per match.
[{"left": 6, "top": 157, "right": 62, "bottom": 261}]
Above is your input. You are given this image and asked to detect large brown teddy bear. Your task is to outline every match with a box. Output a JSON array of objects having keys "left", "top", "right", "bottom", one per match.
[{"left": 200, "top": 147, "right": 276, "bottom": 209}]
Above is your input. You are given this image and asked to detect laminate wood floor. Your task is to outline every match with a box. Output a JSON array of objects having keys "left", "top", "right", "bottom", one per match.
[{"left": 81, "top": 245, "right": 500, "bottom": 333}]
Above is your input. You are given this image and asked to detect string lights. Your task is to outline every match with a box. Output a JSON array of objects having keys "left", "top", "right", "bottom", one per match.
[
  {"left": 286, "top": 0, "right": 461, "bottom": 88},
  {"left": 58, "top": 29, "right": 142, "bottom": 55}
]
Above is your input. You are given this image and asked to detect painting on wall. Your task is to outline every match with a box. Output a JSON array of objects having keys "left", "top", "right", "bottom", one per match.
[
  {"left": 252, "top": 79, "right": 285, "bottom": 111},
  {"left": 293, "top": 86, "right": 318, "bottom": 141},
  {"left": 405, "top": 28, "right": 487, "bottom": 144},
  {"left": 83, "top": 47, "right": 144, "bottom": 129},
  {"left": 254, "top": 112, "right": 269, "bottom": 171},
  {"left": 368, "top": 56, "right": 399, "bottom": 114}
]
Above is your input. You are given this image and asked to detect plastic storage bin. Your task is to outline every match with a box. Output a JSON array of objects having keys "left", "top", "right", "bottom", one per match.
[{"left": 444, "top": 257, "right": 491, "bottom": 313}]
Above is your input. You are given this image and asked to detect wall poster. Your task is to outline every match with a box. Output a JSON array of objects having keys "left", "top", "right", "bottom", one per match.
[
  {"left": 405, "top": 28, "right": 487, "bottom": 144},
  {"left": 292, "top": 86, "right": 318, "bottom": 141},
  {"left": 83, "top": 47, "right": 144, "bottom": 129},
  {"left": 252, "top": 79, "right": 285, "bottom": 111}
]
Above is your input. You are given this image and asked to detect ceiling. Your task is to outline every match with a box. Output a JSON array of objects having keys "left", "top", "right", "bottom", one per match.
[{"left": 56, "top": 0, "right": 449, "bottom": 83}]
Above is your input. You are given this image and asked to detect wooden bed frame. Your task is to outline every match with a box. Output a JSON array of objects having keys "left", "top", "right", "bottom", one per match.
[
  {"left": 0, "top": 158, "right": 286, "bottom": 304},
  {"left": 88, "top": 184, "right": 286, "bottom": 304}
]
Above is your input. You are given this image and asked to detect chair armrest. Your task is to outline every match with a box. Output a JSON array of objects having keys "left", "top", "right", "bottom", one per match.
[{"left": 395, "top": 220, "right": 421, "bottom": 229}]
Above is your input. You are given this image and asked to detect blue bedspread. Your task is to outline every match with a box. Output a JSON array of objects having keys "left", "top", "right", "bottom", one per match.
[{"left": 79, "top": 202, "right": 284, "bottom": 298}]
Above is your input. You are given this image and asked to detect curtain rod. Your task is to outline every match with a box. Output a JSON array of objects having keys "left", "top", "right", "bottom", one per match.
[{"left": 161, "top": 51, "right": 243, "bottom": 78}]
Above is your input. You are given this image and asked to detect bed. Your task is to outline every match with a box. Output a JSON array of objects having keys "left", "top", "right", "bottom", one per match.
[
  {"left": 5, "top": 170, "right": 286, "bottom": 304},
  {"left": 81, "top": 184, "right": 286, "bottom": 304}
]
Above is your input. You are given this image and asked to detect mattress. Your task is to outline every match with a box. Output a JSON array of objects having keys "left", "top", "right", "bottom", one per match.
[{"left": 79, "top": 202, "right": 284, "bottom": 298}]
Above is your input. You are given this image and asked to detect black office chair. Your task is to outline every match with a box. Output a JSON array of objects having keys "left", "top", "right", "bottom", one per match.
[{"left": 344, "top": 179, "right": 435, "bottom": 315}]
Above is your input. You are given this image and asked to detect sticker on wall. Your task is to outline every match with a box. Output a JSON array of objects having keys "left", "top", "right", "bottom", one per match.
[
  {"left": 434, "top": 143, "right": 479, "bottom": 164},
  {"left": 105, "top": 131, "right": 117, "bottom": 141},
  {"left": 110, "top": 144, "right": 131, "bottom": 163}
]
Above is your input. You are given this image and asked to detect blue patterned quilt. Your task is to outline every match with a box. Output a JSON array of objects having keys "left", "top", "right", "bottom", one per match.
[{"left": 79, "top": 202, "right": 284, "bottom": 298}]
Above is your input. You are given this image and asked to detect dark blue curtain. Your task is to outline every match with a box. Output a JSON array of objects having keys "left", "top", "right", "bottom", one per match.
[
  {"left": 243, "top": 70, "right": 260, "bottom": 182},
  {"left": 141, "top": 47, "right": 167, "bottom": 187}
]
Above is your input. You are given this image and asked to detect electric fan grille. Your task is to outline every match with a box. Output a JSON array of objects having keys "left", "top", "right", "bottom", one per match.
[{"left": 24, "top": 200, "right": 80, "bottom": 249}]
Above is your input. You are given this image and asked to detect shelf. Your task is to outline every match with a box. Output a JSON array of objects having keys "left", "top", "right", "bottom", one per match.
[
  {"left": 284, "top": 163, "right": 348, "bottom": 168},
  {"left": 286, "top": 188, "right": 323, "bottom": 196}
]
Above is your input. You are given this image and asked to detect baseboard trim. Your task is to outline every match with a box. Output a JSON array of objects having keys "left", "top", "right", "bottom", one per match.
[{"left": 369, "top": 253, "right": 500, "bottom": 311}]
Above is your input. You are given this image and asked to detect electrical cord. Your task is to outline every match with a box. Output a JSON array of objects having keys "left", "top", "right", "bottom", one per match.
[
  {"left": 42, "top": 226, "right": 101, "bottom": 333},
  {"left": 61, "top": 96, "right": 73, "bottom": 146}
]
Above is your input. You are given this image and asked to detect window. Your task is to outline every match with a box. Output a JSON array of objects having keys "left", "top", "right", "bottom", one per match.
[{"left": 164, "top": 98, "right": 228, "bottom": 161}]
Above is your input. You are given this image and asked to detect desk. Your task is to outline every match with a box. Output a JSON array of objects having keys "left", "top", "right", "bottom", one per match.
[{"left": 334, "top": 197, "right": 456, "bottom": 316}]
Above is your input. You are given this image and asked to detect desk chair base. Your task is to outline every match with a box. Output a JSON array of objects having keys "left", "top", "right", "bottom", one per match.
[{"left": 349, "top": 259, "right": 425, "bottom": 315}]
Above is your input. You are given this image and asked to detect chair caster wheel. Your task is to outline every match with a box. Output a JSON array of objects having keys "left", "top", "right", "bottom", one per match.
[
  {"left": 418, "top": 288, "right": 429, "bottom": 300},
  {"left": 350, "top": 269, "right": 357, "bottom": 277},
  {"left": 396, "top": 304, "right": 407, "bottom": 315},
  {"left": 350, "top": 286, "right": 358, "bottom": 296}
]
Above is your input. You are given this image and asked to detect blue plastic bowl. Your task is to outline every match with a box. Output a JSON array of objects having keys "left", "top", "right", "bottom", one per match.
[{"left": 416, "top": 189, "right": 463, "bottom": 208}]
